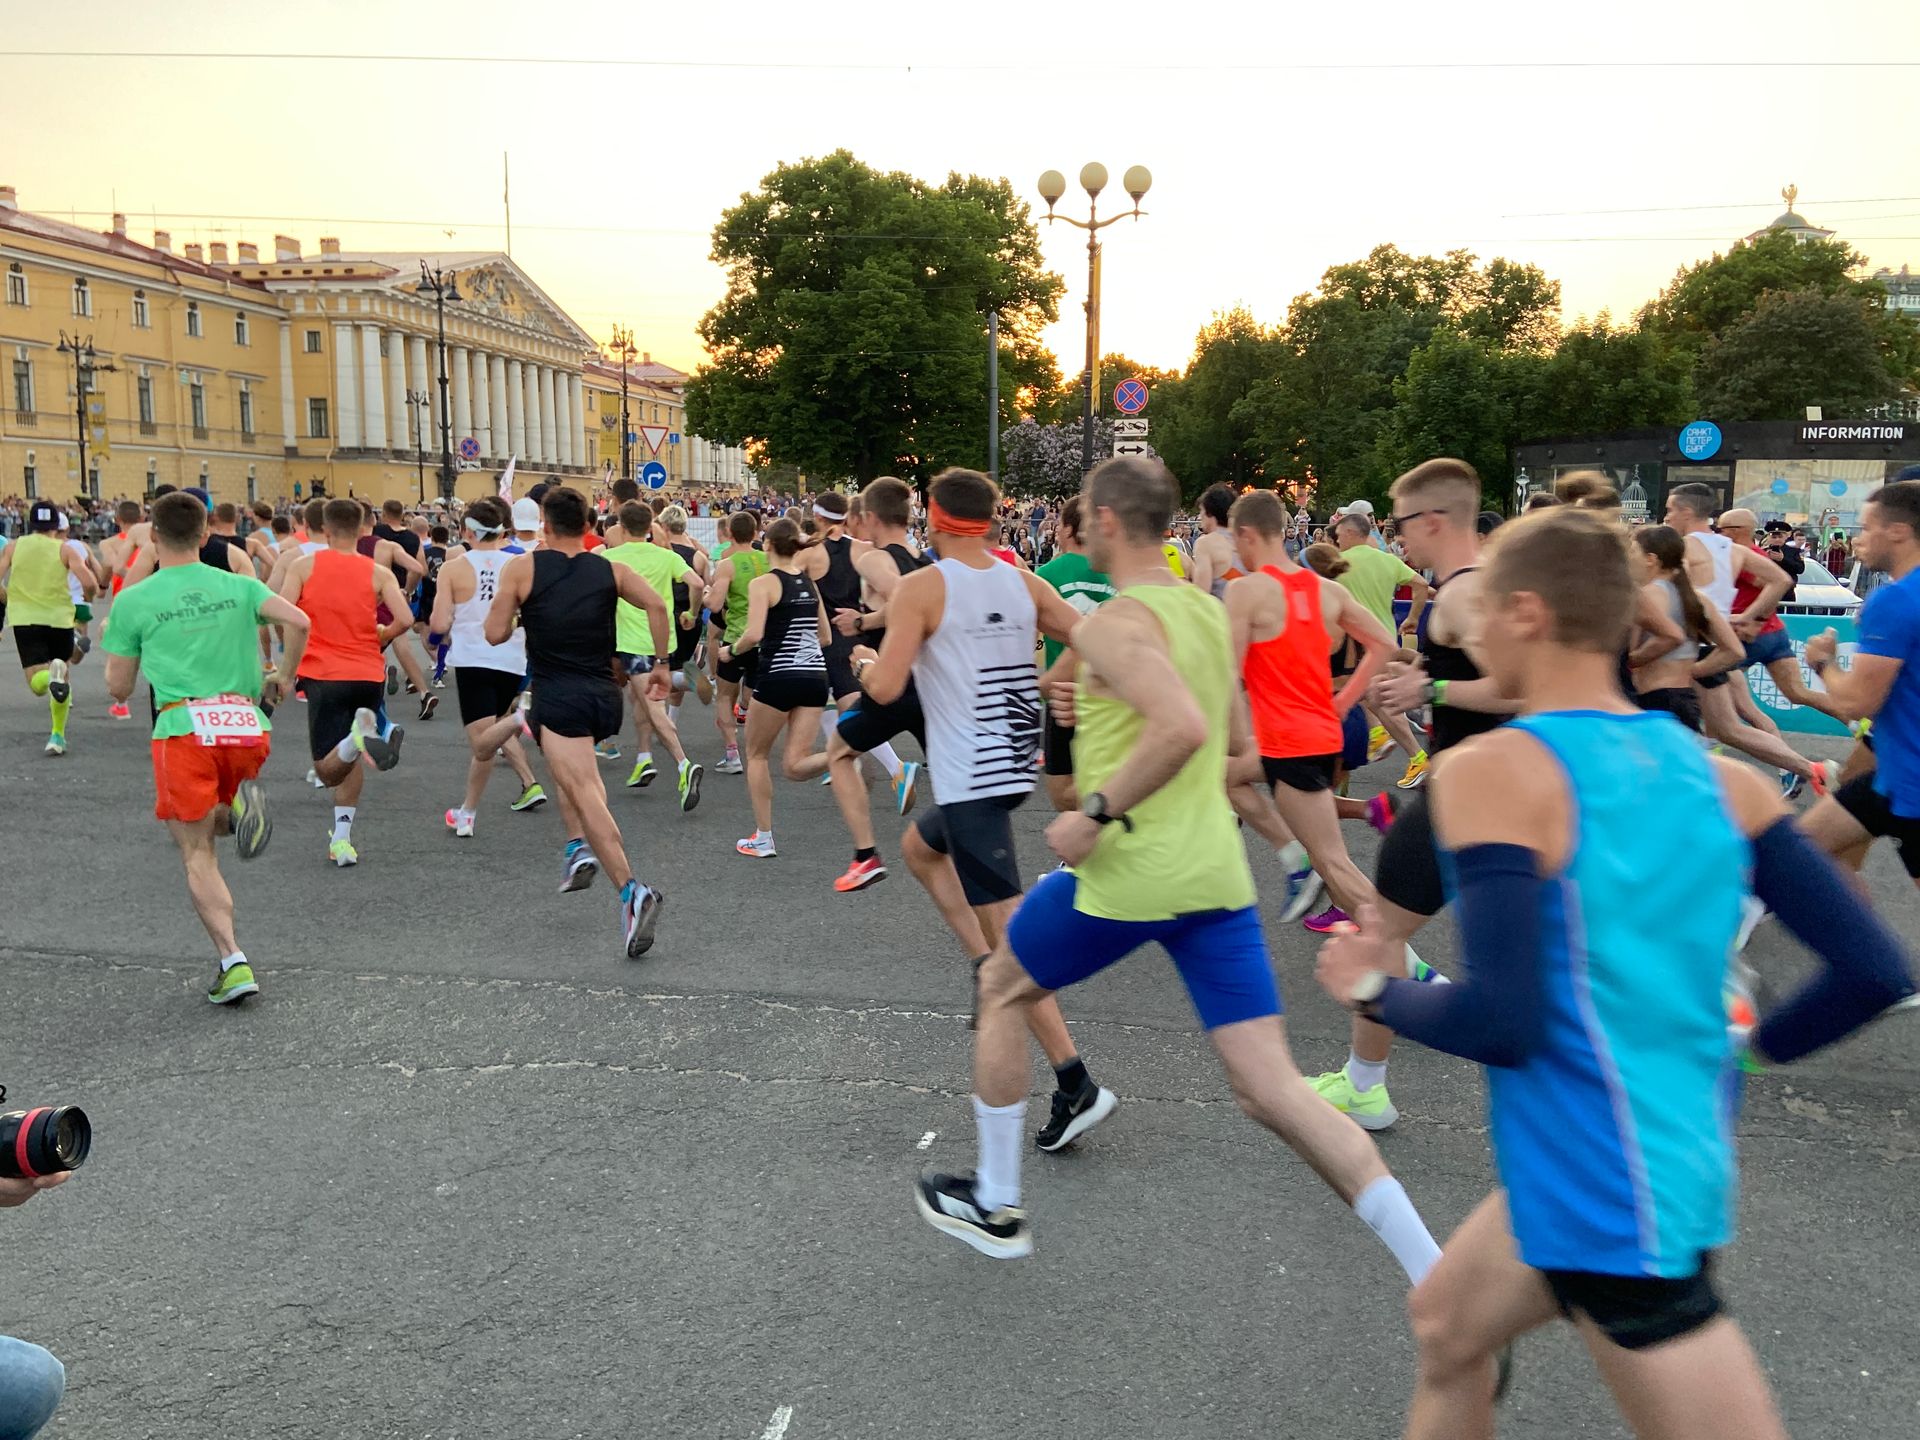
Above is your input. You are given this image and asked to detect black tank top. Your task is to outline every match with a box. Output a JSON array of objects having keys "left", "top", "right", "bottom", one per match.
[
  {"left": 1421, "top": 566, "right": 1504, "bottom": 755},
  {"left": 520, "top": 549, "right": 618, "bottom": 689},
  {"left": 670, "top": 542, "right": 697, "bottom": 621},
  {"left": 818, "top": 533, "right": 862, "bottom": 615},
  {"left": 863, "top": 542, "right": 930, "bottom": 650},
  {"left": 763, "top": 568, "right": 826, "bottom": 676},
  {"left": 198, "top": 533, "right": 242, "bottom": 570}
]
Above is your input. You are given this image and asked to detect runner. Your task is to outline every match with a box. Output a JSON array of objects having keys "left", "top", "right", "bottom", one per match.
[
  {"left": 915, "top": 457, "right": 1441, "bottom": 1281},
  {"left": 1184, "top": 482, "right": 1244, "bottom": 599},
  {"left": 243, "top": 501, "right": 279, "bottom": 575},
  {"left": 1712, "top": 508, "right": 1852, "bottom": 738},
  {"left": 855, "top": 466, "right": 1114, "bottom": 1157},
  {"left": 278, "top": 498, "right": 411, "bottom": 866},
  {"left": 1331, "top": 511, "right": 1430, "bottom": 784},
  {"left": 1626, "top": 525, "right": 1745, "bottom": 732},
  {"left": 703, "top": 511, "right": 769, "bottom": 775},
  {"left": 720, "top": 517, "right": 828, "bottom": 856},
  {"left": 57, "top": 512, "right": 107, "bottom": 665},
  {"left": 426, "top": 496, "right": 547, "bottom": 836},
  {"left": 362, "top": 500, "right": 434, "bottom": 717},
  {"left": 485, "top": 486, "right": 670, "bottom": 958},
  {"left": 659, "top": 505, "right": 710, "bottom": 726},
  {"left": 101, "top": 492, "right": 314, "bottom": 1004},
  {"left": 0, "top": 501, "right": 97, "bottom": 755},
  {"left": 1316, "top": 506, "right": 1913, "bottom": 1440},
  {"left": 1033, "top": 495, "right": 1114, "bottom": 814},
  {"left": 602, "top": 501, "right": 704, "bottom": 812}
]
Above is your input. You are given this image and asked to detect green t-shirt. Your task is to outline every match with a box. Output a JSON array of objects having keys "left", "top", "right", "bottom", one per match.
[
  {"left": 603, "top": 541, "right": 693, "bottom": 656},
  {"left": 1036, "top": 550, "right": 1115, "bottom": 667},
  {"left": 1333, "top": 543, "right": 1421, "bottom": 630},
  {"left": 101, "top": 563, "right": 274, "bottom": 740}
]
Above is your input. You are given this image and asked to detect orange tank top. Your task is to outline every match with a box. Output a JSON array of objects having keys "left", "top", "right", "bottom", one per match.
[
  {"left": 297, "top": 548, "right": 386, "bottom": 682},
  {"left": 1242, "top": 564, "right": 1340, "bottom": 759}
]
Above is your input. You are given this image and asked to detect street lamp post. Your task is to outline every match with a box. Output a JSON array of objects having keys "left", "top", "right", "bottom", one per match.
[
  {"left": 610, "top": 324, "right": 636, "bottom": 486},
  {"left": 417, "top": 262, "right": 462, "bottom": 502},
  {"left": 57, "top": 331, "right": 116, "bottom": 501},
  {"left": 1036, "top": 163, "right": 1151, "bottom": 476},
  {"left": 405, "top": 388, "right": 431, "bottom": 503}
]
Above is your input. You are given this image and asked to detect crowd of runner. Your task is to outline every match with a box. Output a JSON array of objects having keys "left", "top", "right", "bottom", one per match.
[{"left": 3, "top": 453, "right": 1917, "bottom": 1440}]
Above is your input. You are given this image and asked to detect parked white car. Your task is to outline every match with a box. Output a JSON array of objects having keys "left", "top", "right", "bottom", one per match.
[{"left": 1780, "top": 557, "right": 1863, "bottom": 617}]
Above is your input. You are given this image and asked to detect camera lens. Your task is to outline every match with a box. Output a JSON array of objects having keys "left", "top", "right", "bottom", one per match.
[{"left": 0, "top": 1106, "right": 92, "bottom": 1179}]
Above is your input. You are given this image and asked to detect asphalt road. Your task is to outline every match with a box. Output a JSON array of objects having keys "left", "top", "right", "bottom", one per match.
[{"left": 2, "top": 668, "right": 1915, "bottom": 1440}]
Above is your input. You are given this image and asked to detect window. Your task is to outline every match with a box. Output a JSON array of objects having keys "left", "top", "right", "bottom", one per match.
[
  {"left": 71, "top": 277, "right": 91, "bottom": 317},
  {"left": 304, "top": 329, "right": 322, "bottom": 354},
  {"left": 246, "top": 465, "right": 258, "bottom": 504},
  {"left": 146, "top": 460, "right": 158, "bottom": 494},
  {"left": 190, "top": 377, "right": 207, "bottom": 432},
  {"left": 235, "top": 314, "right": 250, "bottom": 346},
  {"left": 22, "top": 459, "right": 35, "bottom": 499},
  {"left": 186, "top": 301, "right": 202, "bottom": 338},
  {"left": 137, "top": 372, "right": 155, "bottom": 427},
  {"left": 12, "top": 357, "right": 32, "bottom": 415},
  {"left": 86, "top": 463, "right": 100, "bottom": 501},
  {"left": 238, "top": 381, "right": 254, "bottom": 437},
  {"left": 307, "top": 397, "right": 330, "bottom": 438},
  {"left": 5, "top": 263, "right": 25, "bottom": 306},
  {"left": 132, "top": 289, "right": 150, "bottom": 328}
]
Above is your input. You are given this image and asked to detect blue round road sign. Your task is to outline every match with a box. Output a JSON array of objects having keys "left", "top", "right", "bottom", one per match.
[
  {"left": 1678, "top": 420, "right": 1722, "bottom": 461},
  {"left": 1114, "top": 378, "right": 1149, "bottom": 416},
  {"left": 641, "top": 461, "right": 668, "bottom": 490}
]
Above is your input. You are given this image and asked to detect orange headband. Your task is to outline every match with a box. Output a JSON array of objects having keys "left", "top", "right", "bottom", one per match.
[{"left": 929, "top": 499, "right": 990, "bottom": 537}]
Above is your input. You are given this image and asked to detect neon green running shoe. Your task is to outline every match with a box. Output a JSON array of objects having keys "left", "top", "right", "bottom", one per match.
[
  {"left": 1309, "top": 1069, "right": 1400, "bottom": 1131},
  {"left": 677, "top": 760, "right": 703, "bottom": 813},
  {"left": 328, "top": 836, "right": 359, "bottom": 868},
  {"left": 626, "top": 758, "right": 657, "bottom": 788},
  {"left": 208, "top": 961, "right": 260, "bottom": 1005},
  {"left": 511, "top": 783, "right": 547, "bottom": 812}
]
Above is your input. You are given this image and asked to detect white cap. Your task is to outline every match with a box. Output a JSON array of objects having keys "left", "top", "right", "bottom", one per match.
[
  {"left": 511, "top": 498, "right": 541, "bottom": 532},
  {"left": 1335, "top": 499, "right": 1375, "bottom": 518}
]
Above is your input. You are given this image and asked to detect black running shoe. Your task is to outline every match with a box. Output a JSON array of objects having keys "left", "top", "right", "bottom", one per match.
[
  {"left": 1035, "top": 1085, "right": 1118, "bottom": 1152},
  {"left": 418, "top": 692, "right": 439, "bottom": 722},
  {"left": 913, "top": 1170, "right": 1031, "bottom": 1259}
]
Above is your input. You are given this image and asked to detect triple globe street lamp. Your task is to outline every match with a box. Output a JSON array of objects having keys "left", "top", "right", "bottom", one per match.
[{"left": 1037, "top": 162, "right": 1151, "bottom": 476}]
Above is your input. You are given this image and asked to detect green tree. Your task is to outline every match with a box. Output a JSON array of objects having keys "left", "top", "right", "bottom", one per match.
[
  {"left": 1693, "top": 290, "right": 1900, "bottom": 421},
  {"left": 685, "top": 151, "right": 1063, "bottom": 483},
  {"left": 1527, "top": 316, "right": 1695, "bottom": 438},
  {"left": 1148, "top": 308, "right": 1280, "bottom": 499},
  {"left": 1382, "top": 329, "right": 1542, "bottom": 507}
]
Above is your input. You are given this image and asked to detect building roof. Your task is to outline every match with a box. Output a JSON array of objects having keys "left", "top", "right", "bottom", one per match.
[{"left": 0, "top": 199, "right": 268, "bottom": 289}]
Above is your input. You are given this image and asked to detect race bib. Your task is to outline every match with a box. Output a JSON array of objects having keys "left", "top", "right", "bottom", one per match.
[{"left": 184, "top": 694, "right": 266, "bottom": 748}]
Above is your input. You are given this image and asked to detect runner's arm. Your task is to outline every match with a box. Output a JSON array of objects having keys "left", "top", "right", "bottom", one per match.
[
  {"left": 1021, "top": 570, "right": 1086, "bottom": 646},
  {"left": 426, "top": 556, "right": 464, "bottom": 639},
  {"left": 225, "top": 543, "right": 253, "bottom": 578},
  {"left": 258, "top": 593, "right": 310, "bottom": 685},
  {"left": 122, "top": 546, "right": 158, "bottom": 588},
  {"left": 1804, "top": 592, "right": 1910, "bottom": 720},
  {"left": 379, "top": 538, "right": 427, "bottom": 580},
  {"left": 612, "top": 563, "right": 673, "bottom": 659},
  {"left": 1188, "top": 542, "right": 1216, "bottom": 597},
  {"left": 854, "top": 567, "right": 937, "bottom": 705},
  {"left": 1690, "top": 604, "right": 1748, "bottom": 680},
  {"left": 63, "top": 544, "right": 99, "bottom": 599},
  {"left": 701, "top": 559, "right": 733, "bottom": 615},
  {"left": 1327, "top": 582, "right": 1395, "bottom": 719},
  {"left": 1730, "top": 547, "right": 1789, "bottom": 631},
  {"left": 482, "top": 554, "right": 531, "bottom": 646},
  {"left": 1064, "top": 599, "right": 1209, "bottom": 816},
  {"left": 373, "top": 568, "right": 412, "bottom": 645},
  {"left": 276, "top": 555, "right": 310, "bottom": 608},
  {"left": 1625, "top": 585, "right": 1690, "bottom": 669}
]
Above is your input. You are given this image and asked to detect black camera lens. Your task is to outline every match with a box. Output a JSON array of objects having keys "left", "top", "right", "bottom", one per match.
[{"left": 0, "top": 1106, "right": 92, "bottom": 1179}]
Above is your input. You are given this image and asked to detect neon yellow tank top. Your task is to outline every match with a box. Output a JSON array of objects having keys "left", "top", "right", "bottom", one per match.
[
  {"left": 723, "top": 546, "right": 769, "bottom": 644},
  {"left": 1070, "top": 582, "right": 1255, "bottom": 921},
  {"left": 6, "top": 535, "right": 76, "bottom": 627}
]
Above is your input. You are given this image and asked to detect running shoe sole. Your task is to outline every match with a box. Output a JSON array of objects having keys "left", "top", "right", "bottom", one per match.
[
  {"left": 208, "top": 971, "right": 260, "bottom": 1005},
  {"left": 680, "top": 765, "right": 703, "bottom": 814},
  {"left": 418, "top": 695, "right": 439, "bottom": 721},
  {"left": 637, "top": 766, "right": 658, "bottom": 787},
  {"left": 913, "top": 1180, "right": 1032, "bottom": 1260},
  {"left": 625, "top": 886, "right": 665, "bottom": 958},
  {"left": 233, "top": 780, "right": 271, "bottom": 861},
  {"left": 897, "top": 763, "right": 919, "bottom": 816},
  {"left": 560, "top": 857, "right": 599, "bottom": 894},
  {"left": 511, "top": 788, "right": 547, "bottom": 812},
  {"left": 362, "top": 724, "right": 404, "bottom": 772},
  {"left": 1035, "top": 1086, "right": 1118, "bottom": 1153},
  {"left": 386, "top": 664, "right": 399, "bottom": 695},
  {"left": 735, "top": 843, "right": 777, "bottom": 858},
  {"left": 1278, "top": 871, "right": 1325, "bottom": 925},
  {"left": 835, "top": 864, "right": 888, "bottom": 893}
]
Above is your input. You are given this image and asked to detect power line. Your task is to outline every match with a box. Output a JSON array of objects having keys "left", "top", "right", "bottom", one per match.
[{"left": 1507, "top": 196, "right": 1920, "bottom": 219}]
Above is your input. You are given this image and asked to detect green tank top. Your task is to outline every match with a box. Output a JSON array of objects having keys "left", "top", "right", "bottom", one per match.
[
  {"left": 1070, "top": 582, "right": 1255, "bottom": 922},
  {"left": 722, "top": 546, "right": 769, "bottom": 644},
  {"left": 6, "top": 535, "right": 76, "bottom": 628}
]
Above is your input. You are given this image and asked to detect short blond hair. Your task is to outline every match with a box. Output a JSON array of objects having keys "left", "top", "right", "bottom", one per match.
[
  {"left": 1391, "top": 458, "right": 1480, "bottom": 526},
  {"left": 661, "top": 504, "right": 688, "bottom": 533}
]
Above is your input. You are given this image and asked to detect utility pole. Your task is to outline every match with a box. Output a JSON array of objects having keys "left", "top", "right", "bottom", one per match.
[
  {"left": 987, "top": 310, "right": 1000, "bottom": 485},
  {"left": 611, "top": 324, "right": 636, "bottom": 486},
  {"left": 418, "top": 262, "right": 461, "bottom": 502},
  {"left": 58, "top": 332, "right": 116, "bottom": 501}
]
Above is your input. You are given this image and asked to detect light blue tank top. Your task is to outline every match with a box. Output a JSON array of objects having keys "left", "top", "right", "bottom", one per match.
[{"left": 1482, "top": 710, "right": 1749, "bottom": 1278}]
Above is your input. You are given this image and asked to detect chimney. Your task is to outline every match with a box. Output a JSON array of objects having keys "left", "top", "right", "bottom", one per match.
[
  {"left": 642, "top": 352, "right": 651, "bottom": 365},
  {"left": 209, "top": 242, "right": 229, "bottom": 264},
  {"left": 112, "top": 212, "right": 127, "bottom": 237},
  {"left": 274, "top": 234, "right": 300, "bottom": 262},
  {"left": 153, "top": 230, "right": 171, "bottom": 254},
  {"left": 237, "top": 241, "right": 258, "bottom": 263},
  {"left": 185, "top": 243, "right": 204, "bottom": 263},
  {"left": 319, "top": 236, "right": 341, "bottom": 258},
  {"left": 0, "top": 186, "right": 15, "bottom": 211}
]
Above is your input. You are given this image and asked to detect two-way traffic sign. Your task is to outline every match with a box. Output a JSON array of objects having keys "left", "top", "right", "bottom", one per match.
[{"left": 1112, "top": 439, "right": 1153, "bottom": 459}]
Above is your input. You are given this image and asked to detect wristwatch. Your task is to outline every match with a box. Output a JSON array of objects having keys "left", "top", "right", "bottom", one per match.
[{"left": 1081, "top": 791, "right": 1133, "bottom": 832}]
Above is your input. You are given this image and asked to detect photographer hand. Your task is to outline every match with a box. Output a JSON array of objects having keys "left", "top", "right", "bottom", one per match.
[{"left": 0, "top": 1172, "right": 69, "bottom": 1207}]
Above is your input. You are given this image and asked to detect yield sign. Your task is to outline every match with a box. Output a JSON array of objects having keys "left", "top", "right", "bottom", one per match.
[{"left": 638, "top": 424, "right": 669, "bottom": 454}]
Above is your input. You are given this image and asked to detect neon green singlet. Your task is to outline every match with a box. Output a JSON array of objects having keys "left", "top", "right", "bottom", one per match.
[
  {"left": 1070, "top": 582, "right": 1255, "bottom": 922},
  {"left": 6, "top": 534, "right": 77, "bottom": 628},
  {"left": 722, "top": 546, "right": 769, "bottom": 644}
]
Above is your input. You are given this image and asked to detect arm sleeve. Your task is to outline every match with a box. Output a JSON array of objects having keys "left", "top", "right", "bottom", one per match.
[
  {"left": 1374, "top": 843, "right": 1546, "bottom": 1067},
  {"left": 1749, "top": 818, "right": 1915, "bottom": 1063}
]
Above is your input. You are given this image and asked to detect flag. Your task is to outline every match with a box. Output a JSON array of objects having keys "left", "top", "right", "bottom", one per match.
[{"left": 497, "top": 456, "right": 517, "bottom": 504}]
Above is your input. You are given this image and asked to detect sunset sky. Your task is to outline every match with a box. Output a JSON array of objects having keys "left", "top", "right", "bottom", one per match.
[{"left": 6, "top": 2, "right": 1918, "bottom": 380}]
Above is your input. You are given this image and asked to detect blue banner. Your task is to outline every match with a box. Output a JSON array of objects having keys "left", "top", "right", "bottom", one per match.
[{"left": 1746, "top": 614, "right": 1856, "bottom": 737}]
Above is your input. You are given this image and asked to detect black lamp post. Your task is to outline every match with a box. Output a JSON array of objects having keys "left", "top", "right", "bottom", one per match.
[
  {"left": 57, "top": 331, "right": 116, "bottom": 500},
  {"left": 405, "top": 387, "right": 431, "bottom": 503},
  {"left": 417, "top": 262, "right": 462, "bottom": 501},
  {"left": 610, "top": 323, "right": 636, "bottom": 485}
]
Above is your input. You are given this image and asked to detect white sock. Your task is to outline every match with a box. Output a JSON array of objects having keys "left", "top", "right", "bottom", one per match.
[
  {"left": 1352, "top": 1175, "right": 1442, "bottom": 1285},
  {"left": 219, "top": 950, "right": 246, "bottom": 973},
  {"left": 819, "top": 710, "right": 841, "bottom": 744},
  {"left": 973, "top": 1095, "right": 1027, "bottom": 1212},
  {"left": 869, "top": 741, "right": 905, "bottom": 780},
  {"left": 332, "top": 807, "right": 355, "bottom": 842},
  {"left": 667, "top": 701, "right": 682, "bottom": 724},
  {"left": 333, "top": 734, "right": 358, "bottom": 763},
  {"left": 1279, "top": 840, "right": 1309, "bottom": 873},
  {"left": 1346, "top": 1051, "right": 1389, "bottom": 1093},
  {"left": 636, "top": 750, "right": 652, "bottom": 765},
  {"left": 755, "top": 828, "right": 772, "bottom": 843}
]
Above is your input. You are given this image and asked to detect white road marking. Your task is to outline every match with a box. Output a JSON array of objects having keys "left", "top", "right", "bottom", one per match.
[
  {"left": 760, "top": 1405, "right": 793, "bottom": 1440},
  {"left": 916, "top": 1131, "right": 937, "bottom": 1150}
]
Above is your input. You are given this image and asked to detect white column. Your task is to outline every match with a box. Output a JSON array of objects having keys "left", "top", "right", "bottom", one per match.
[
  {"left": 332, "top": 323, "right": 361, "bottom": 449},
  {"left": 488, "top": 354, "right": 509, "bottom": 459},
  {"left": 536, "top": 366, "right": 556, "bottom": 464},
  {"left": 277, "top": 322, "right": 297, "bottom": 447},
  {"left": 385, "top": 331, "right": 407, "bottom": 453},
  {"left": 451, "top": 345, "right": 473, "bottom": 457},
  {"left": 507, "top": 359, "right": 527, "bottom": 458},
  {"left": 553, "top": 370, "right": 572, "bottom": 467},
  {"left": 358, "top": 322, "right": 387, "bottom": 451},
  {"left": 407, "top": 335, "right": 431, "bottom": 451},
  {"left": 523, "top": 362, "right": 544, "bottom": 463},
  {"left": 471, "top": 350, "right": 492, "bottom": 458},
  {"left": 567, "top": 375, "right": 585, "bottom": 472}
]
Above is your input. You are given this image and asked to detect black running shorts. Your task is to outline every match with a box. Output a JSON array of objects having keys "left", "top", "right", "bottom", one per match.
[
  {"left": 915, "top": 792, "right": 1027, "bottom": 908},
  {"left": 670, "top": 620, "right": 699, "bottom": 672},
  {"left": 303, "top": 678, "right": 384, "bottom": 762},
  {"left": 1540, "top": 1258, "right": 1722, "bottom": 1350},
  {"left": 1835, "top": 773, "right": 1920, "bottom": 878},
  {"left": 13, "top": 624, "right": 75, "bottom": 670},
  {"left": 824, "top": 634, "right": 860, "bottom": 701},
  {"left": 1635, "top": 685, "right": 1703, "bottom": 734},
  {"left": 837, "top": 683, "right": 926, "bottom": 753},
  {"left": 530, "top": 676, "right": 624, "bottom": 744},
  {"left": 716, "top": 644, "right": 759, "bottom": 686},
  {"left": 454, "top": 666, "right": 525, "bottom": 727},
  {"left": 753, "top": 669, "right": 829, "bottom": 713},
  {"left": 1261, "top": 753, "right": 1340, "bottom": 794},
  {"left": 1375, "top": 786, "right": 1445, "bottom": 918}
]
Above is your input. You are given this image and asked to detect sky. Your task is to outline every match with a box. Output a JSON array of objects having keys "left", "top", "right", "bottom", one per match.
[{"left": 5, "top": 2, "right": 1919, "bottom": 381}]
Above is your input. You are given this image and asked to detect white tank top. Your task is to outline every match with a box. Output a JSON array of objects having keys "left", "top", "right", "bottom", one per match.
[
  {"left": 448, "top": 549, "right": 526, "bottom": 674},
  {"left": 1695, "top": 532, "right": 1736, "bottom": 615},
  {"left": 913, "top": 556, "right": 1040, "bottom": 805},
  {"left": 299, "top": 540, "right": 325, "bottom": 557},
  {"left": 64, "top": 539, "right": 89, "bottom": 603}
]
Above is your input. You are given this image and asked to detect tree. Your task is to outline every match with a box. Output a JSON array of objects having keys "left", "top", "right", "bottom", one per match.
[
  {"left": 999, "top": 417, "right": 1117, "bottom": 497},
  {"left": 1693, "top": 290, "right": 1900, "bottom": 421},
  {"left": 1383, "top": 329, "right": 1541, "bottom": 507},
  {"left": 1148, "top": 309, "right": 1281, "bottom": 499},
  {"left": 1526, "top": 316, "right": 1695, "bottom": 438},
  {"left": 685, "top": 151, "right": 1063, "bottom": 483}
]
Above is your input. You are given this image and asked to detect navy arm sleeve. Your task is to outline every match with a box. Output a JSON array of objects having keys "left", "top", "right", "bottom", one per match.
[
  {"left": 1374, "top": 843, "right": 1546, "bottom": 1067},
  {"left": 1749, "top": 817, "right": 1916, "bottom": 1063}
]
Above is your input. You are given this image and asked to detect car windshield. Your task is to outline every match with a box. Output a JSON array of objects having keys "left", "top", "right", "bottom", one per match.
[{"left": 1798, "top": 558, "right": 1840, "bottom": 586}]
